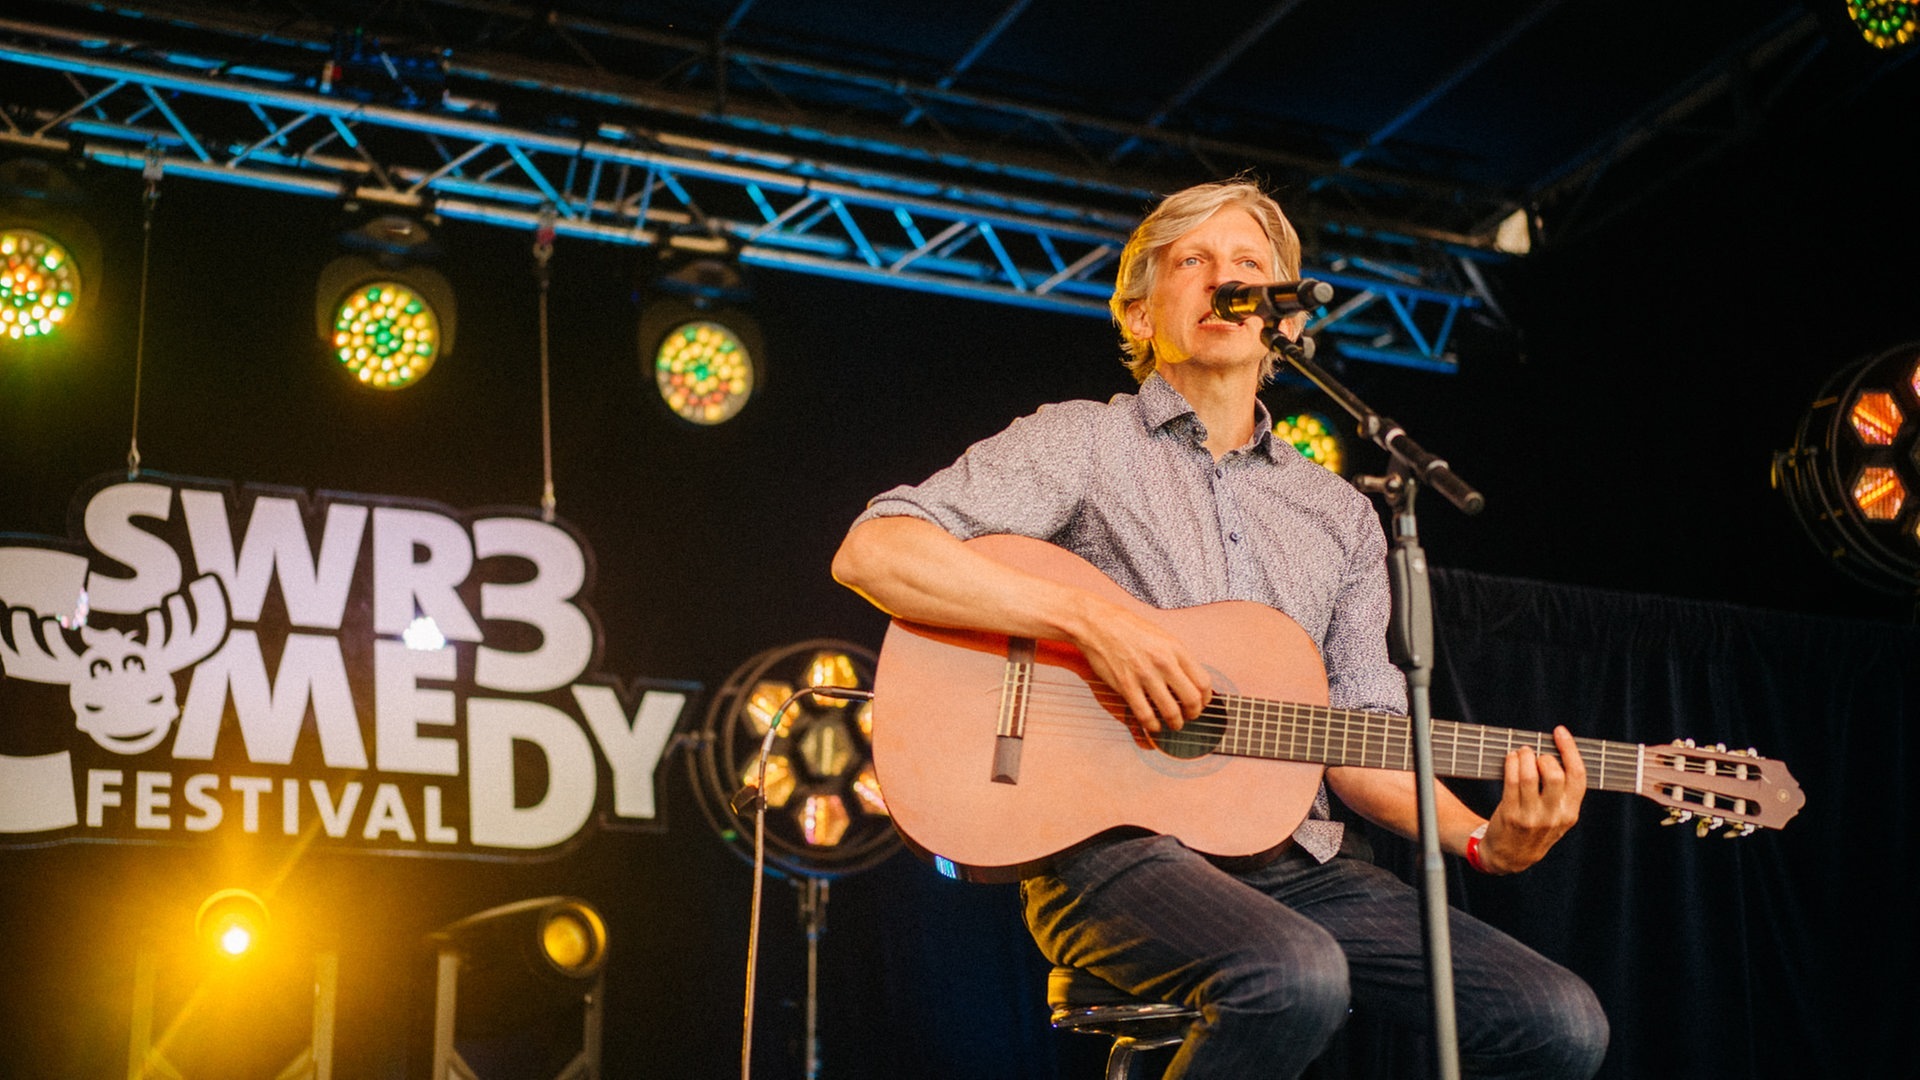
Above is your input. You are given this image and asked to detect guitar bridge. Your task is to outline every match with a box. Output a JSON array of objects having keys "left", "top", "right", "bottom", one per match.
[{"left": 992, "top": 637, "right": 1036, "bottom": 784}]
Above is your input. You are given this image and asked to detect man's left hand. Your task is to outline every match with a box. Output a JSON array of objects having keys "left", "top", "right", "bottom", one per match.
[{"left": 1477, "top": 725, "right": 1587, "bottom": 875}]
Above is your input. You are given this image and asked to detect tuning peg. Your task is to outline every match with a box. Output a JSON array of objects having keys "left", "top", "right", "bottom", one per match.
[
  {"left": 1712, "top": 742, "right": 1727, "bottom": 752},
  {"left": 1661, "top": 808, "right": 1694, "bottom": 827},
  {"left": 1695, "top": 816, "right": 1725, "bottom": 838},
  {"left": 1723, "top": 823, "right": 1757, "bottom": 839}
]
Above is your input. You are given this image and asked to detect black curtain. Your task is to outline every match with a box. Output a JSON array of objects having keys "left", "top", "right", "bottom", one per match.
[{"left": 1405, "top": 569, "right": 1920, "bottom": 1080}]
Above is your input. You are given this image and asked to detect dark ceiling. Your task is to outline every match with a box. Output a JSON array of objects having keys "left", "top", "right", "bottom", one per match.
[{"left": 4, "top": 0, "right": 1907, "bottom": 246}]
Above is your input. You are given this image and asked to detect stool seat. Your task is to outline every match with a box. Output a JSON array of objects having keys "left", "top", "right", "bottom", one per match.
[{"left": 1047, "top": 966, "right": 1198, "bottom": 1080}]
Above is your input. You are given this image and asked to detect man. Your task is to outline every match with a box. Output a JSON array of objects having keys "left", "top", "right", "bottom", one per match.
[{"left": 832, "top": 179, "right": 1608, "bottom": 1079}]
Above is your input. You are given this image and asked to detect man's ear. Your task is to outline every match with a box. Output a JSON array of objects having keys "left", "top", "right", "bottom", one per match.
[{"left": 1123, "top": 299, "right": 1153, "bottom": 344}]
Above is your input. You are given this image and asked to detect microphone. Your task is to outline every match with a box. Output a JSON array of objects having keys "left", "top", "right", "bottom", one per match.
[{"left": 1211, "top": 280, "right": 1334, "bottom": 323}]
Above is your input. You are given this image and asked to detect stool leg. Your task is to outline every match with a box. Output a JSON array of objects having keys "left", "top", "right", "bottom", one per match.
[{"left": 1106, "top": 1036, "right": 1150, "bottom": 1080}]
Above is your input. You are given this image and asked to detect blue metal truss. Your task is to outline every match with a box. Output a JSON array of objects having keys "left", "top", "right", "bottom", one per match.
[{"left": 0, "top": 17, "right": 1489, "bottom": 371}]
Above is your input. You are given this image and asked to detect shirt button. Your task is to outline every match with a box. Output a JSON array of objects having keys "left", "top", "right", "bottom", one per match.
[
  {"left": 1213, "top": 467, "right": 1225, "bottom": 479},
  {"left": 1229, "top": 531, "right": 1241, "bottom": 543}
]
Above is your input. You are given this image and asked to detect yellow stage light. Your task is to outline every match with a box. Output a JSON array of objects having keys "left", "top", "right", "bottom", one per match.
[
  {"left": 0, "top": 159, "right": 101, "bottom": 347},
  {"left": 429, "top": 896, "right": 607, "bottom": 1080},
  {"left": 330, "top": 281, "right": 442, "bottom": 389},
  {"left": 637, "top": 258, "right": 764, "bottom": 426},
  {"left": 0, "top": 228, "right": 80, "bottom": 341},
  {"left": 653, "top": 318, "right": 756, "bottom": 425},
  {"left": 194, "top": 888, "right": 270, "bottom": 961},
  {"left": 314, "top": 215, "right": 456, "bottom": 390},
  {"left": 537, "top": 900, "right": 608, "bottom": 979},
  {"left": 1274, "top": 411, "right": 1348, "bottom": 475}
]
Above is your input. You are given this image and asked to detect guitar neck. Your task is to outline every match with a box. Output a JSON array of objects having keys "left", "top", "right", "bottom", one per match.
[{"left": 1218, "top": 695, "right": 1644, "bottom": 794}]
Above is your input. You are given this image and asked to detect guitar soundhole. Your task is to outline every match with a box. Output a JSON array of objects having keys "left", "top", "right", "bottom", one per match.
[{"left": 1156, "top": 723, "right": 1220, "bottom": 761}]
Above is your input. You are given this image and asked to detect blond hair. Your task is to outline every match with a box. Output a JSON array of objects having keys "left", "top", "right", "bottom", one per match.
[{"left": 1110, "top": 179, "right": 1303, "bottom": 383}]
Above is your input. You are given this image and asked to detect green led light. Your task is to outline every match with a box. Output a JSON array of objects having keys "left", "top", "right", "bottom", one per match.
[
  {"left": 1848, "top": 0, "right": 1916, "bottom": 48},
  {"left": 331, "top": 281, "right": 440, "bottom": 389},
  {"left": 654, "top": 319, "right": 754, "bottom": 424},
  {"left": 0, "top": 228, "right": 82, "bottom": 342},
  {"left": 1274, "top": 412, "right": 1346, "bottom": 474}
]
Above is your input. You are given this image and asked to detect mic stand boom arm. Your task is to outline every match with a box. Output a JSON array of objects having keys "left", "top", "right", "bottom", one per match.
[{"left": 1260, "top": 327, "right": 1483, "bottom": 1080}]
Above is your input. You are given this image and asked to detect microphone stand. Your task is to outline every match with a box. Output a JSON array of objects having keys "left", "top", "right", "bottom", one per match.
[{"left": 1261, "top": 328, "right": 1483, "bottom": 1080}]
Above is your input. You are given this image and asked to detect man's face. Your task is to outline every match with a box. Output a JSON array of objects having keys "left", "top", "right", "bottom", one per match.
[{"left": 1124, "top": 206, "right": 1293, "bottom": 377}]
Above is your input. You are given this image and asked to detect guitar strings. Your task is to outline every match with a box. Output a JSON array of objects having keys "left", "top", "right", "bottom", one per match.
[{"left": 1009, "top": 671, "right": 1653, "bottom": 794}]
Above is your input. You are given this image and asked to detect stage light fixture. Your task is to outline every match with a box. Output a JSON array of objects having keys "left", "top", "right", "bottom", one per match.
[
  {"left": 637, "top": 257, "right": 764, "bottom": 426},
  {"left": 428, "top": 896, "right": 607, "bottom": 1080},
  {"left": 130, "top": 888, "right": 337, "bottom": 1079},
  {"left": 314, "top": 214, "right": 456, "bottom": 389},
  {"left": 0, "top": 229, "right": 79, "bottom": 340},
  {"left": 1774, "top": 341, "right": 1920, "bottom": 595},
  {"left": 330, "top": 281, "right": 442, "bottom": 388},
  {"left": 687, "top": 639, "right": 897, "bottom": 880},
  {"left": 0, "top": 158, "right": 100, "bottom": 347},
  {"left": 1846, "top": 0, "right": 1917, "bottom": 48},
  {"left": 1274, "top": 410, "right": 1349, "bottom": 475},
  {"left": 195, "top": 888, "right": 270, "bottom": 960}
]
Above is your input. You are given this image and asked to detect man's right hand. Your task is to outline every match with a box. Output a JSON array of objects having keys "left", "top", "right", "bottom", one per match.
[{"left": 1065, "top": 593, "right": 1212, "bottom": 734}]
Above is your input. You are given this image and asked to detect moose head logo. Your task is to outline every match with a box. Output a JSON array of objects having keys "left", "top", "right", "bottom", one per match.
[{"left": 0, "top": 574, "right": 229, "bottom": 754}]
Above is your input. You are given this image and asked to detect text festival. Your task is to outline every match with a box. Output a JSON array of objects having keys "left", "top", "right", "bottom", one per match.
[{"left": 0, "top": 474, "right": 696, "bottom": 859}]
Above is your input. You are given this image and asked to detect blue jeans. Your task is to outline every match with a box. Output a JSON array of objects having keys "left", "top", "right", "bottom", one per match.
[{"left": 1022, "top": 835, "right": 1608, "bottom": 1080}]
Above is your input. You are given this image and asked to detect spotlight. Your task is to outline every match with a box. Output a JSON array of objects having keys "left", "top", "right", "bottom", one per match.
[
  {"left": 1273, "top": 410, "right": 1348, "bottom": 475},
  {"left": 0, "top": 158, "right": 100, "bottom": 346},
  {"left": 1774, "top": 341, "right": 1920, "bottom": 595},
  {"left": 195, "top": 888, "right": 270, "bottom": 960},
  {"left": 129, "top": 888, "right": 336, "bottom": 1079},
  {"left": 314, "top": 213, "right": 456, "bottom": 389},
  {"left": 428, "top": 896, "right": 607, "bottom": 1080},
  {"left": 637, "top": 257, "right": 764, "bottom": 426},
  {"left": 687, "top": 639, "right": 897, "bottom": 879},
  {"left": 434, "top": 895, "right": 608, "bottom": 982}
]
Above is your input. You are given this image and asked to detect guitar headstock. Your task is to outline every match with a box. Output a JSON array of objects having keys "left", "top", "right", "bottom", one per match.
[{"left": 1639, "top": 739, "right": 1805, "bottom": 836}]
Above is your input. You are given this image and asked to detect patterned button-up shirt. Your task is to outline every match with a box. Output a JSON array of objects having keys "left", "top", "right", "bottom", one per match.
[{"left": 853, "top": 374, "right": 1409, "bottom": 857}]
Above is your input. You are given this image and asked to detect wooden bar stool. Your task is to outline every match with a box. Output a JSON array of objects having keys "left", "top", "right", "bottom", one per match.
[{"left": 1047, "top": 966, "right": 1198, "bottom": 1080}]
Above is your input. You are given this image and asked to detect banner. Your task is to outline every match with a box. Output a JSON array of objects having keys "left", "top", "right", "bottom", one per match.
[{"left": 0, "top": 473, "right": 698, "bottom": 860}]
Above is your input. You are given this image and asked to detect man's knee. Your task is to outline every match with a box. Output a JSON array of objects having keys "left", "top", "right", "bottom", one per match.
[
  {"left": 1538, "top": 977, "right": 1609, "bottom": 1078},
  {"left": 1485, "top": 971, "right": 1609, "bottom": 1080},
  {"left": 1205, "top": 927, "right": 1352, "bottom": 1036}
]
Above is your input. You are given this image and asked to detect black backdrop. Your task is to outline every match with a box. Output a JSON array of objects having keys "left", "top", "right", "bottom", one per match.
[{"left": 2, "top": 62, "right": 1917, "bottom": 1079}]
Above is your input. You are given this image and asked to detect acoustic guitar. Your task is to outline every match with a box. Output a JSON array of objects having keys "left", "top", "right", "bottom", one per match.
[{"left": 869, "top": 534, "right": 1806, "bottom": 883}]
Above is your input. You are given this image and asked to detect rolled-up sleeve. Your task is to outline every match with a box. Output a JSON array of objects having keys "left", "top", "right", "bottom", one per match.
[{"left": 852, "top": 402, "right": 1099, "bottom": 542}]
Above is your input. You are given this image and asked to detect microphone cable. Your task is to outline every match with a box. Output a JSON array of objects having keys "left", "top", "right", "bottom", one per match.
[{"left": 736, "top": 683, "right": 876, "bottom": 1080}]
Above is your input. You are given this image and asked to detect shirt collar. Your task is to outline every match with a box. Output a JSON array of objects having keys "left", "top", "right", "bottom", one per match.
[{"left": 1134, "top": 373, "right": 1281, "bottom": 460}]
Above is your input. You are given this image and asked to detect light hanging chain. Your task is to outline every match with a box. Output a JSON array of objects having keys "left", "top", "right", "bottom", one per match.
[
  {"left": 126, "top": 146, "right": 162, "bottom": 479},
  {"left": 533, "top": 205, "right": 557, "bottom": 522}
]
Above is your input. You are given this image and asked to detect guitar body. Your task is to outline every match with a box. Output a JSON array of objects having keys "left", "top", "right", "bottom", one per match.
[{"left": 871, "top": 533, "right": 1331, "bottom": 882}]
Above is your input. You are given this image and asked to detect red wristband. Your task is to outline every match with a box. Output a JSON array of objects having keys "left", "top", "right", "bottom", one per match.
[{"left": 1464, "top": 826, "right": 1490, "bottom": 874}]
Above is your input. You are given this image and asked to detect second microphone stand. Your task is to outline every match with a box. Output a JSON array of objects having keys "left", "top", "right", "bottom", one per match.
[{"left": 1263, "top": 327, "right": 1483, "bottom": 1080}]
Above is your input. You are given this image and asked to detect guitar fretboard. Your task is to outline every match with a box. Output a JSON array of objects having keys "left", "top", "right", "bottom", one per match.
[{"left": 1216, "top": 695, "right": 1646, "bottom": 795}]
